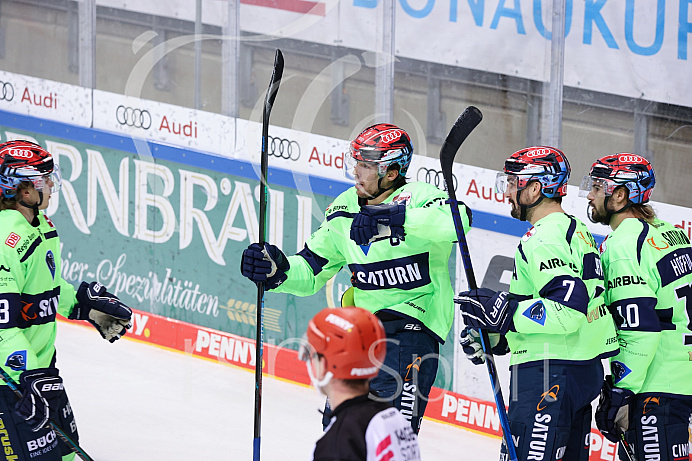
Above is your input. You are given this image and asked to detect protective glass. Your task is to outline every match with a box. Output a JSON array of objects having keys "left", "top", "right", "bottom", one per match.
[
  {"left": 495, "top": 172, "right": 518, "bottom": 194},
  {"left": 298, "top": 334, "right": 316, "bottom": 362},
  {"left": 579, "top": 175, "right": 610, "bottom": 198},
  {"left": 343, "top": 153, "right": 380, "bottom": 181},
  {"left": 27, "top": 164, "right": 62, "bottom": 194}
]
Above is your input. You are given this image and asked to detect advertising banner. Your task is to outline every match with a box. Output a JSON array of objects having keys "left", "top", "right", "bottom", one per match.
[
  {"left": 0, "top": 70, "right": 91, "bottom": 127},
  {"left": 97, "top": 0, "right": 692, "bottom": 108},
  {"left": 92, "top": 90, "right": 236, "bottom": 157},
  {"left": 0, "top": 113, "right": 459, "bottom": 393},
  {"left": 1, "top": 68, "right": 690, "bottom": 456}
]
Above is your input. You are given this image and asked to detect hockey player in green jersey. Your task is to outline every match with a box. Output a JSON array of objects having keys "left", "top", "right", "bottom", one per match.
[
  {"left": 581, "top": 153, "right": 692, "bottom": 461},
  {"left": 0, "top": 140, "right": 132, "bottom": 460},
  {"left": 455, "top": 147, "right": 618, "bottom": 461},
  {"left": 241, "top": 123, "right": 470, "bottom": 433}
]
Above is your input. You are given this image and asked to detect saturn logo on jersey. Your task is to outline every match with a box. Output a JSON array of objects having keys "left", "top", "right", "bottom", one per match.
[
  {"left": 348, "top": 254, "right": 431, "bottom": 291},
  {"left": 46, "top": 250, "right": 56, "bottom": 280},
  {"left": 536, "top": 385, "right": 560, "bottom": 411},
  {"left": 642, "top": 396, "right": 660, "bottom": 415},
  {"left": 522, "top": 301, "right": 546, "bottom": 326},
  {"left": 405, "top": 357, "right": 421, "bottom": 381},
  {"left": 21, "top": 301, "right": 37, "bottom": 321},
  {"left": 647, "top": 236, "right": 669, "bottom": 251}
]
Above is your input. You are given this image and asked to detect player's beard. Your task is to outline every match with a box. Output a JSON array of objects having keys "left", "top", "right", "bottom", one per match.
[
  {"left": 588, "top": 200, "right": 610, "bottom": 225},
  {"left": 508, "top": 196, "right": 523, "bottom": 220}
]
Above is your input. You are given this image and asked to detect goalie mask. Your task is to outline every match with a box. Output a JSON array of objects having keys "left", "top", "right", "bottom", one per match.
[
  {"left": 579, "top": 153, "right": 655, "bottom": 224},
  {"left": 0, "top": 140, "right": 62, "bottom": 200},
  {"left": 300, "top": 307, "right": 386, "bottom": 389},
  {"left": 344, "top": 124, "right": 413, "bottom": 200},
  {"left": 495, "top": 146, "right": 571, "bottom": 221}
]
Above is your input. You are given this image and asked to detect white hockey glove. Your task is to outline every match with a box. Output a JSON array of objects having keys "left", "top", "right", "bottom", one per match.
[
  {"left": 459, "top": 327, "right": 510, "bottom": 365},
  {"left": 70, "top": 281, "right": 133, "bottom": 342}
]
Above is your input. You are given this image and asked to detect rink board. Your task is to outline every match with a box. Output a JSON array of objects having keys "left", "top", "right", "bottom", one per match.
[
  {"left": 69, "top": 309, "right": 624, "bottom": 461},
  {"left": 2, "top": 70, "right": 690, "bottom": 460}
]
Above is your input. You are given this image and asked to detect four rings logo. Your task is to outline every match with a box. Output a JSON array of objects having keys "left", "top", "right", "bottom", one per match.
[
  {"left": 381, "top": 130, "right": 402, "bottom": 144},
  {"left": 417, "top": 167, "right": 456, "bottom": 191},
  {"left": 526, "top": 148, "right": 551, "bottom": 157},
  {"left": 268, "top": 136, "right": 300, "bottom": 161},
  {"left": 8, "top": 149, "right": 32, "bottom": 158},
  {"left": 116, "top": 105, "right": 152, "bottom": 129},
  {"left": 618, "top": 154, "right": 644, "bottom": 163},
  {"left": 0, "top": 81, "right": 14, "bottom": 101}
]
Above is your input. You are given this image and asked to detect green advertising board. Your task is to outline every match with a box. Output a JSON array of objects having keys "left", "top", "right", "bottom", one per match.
[{"left": 0, "top": 114, "right": 456, "bottom": 390}]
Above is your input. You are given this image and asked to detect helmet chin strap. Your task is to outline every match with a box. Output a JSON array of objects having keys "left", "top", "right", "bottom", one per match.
[
  {"left": 359, "top": 175, "right": 404, "bottom": 205},
  {"left": 516, "top": 188, "right": 544, "bottom": 222},
  {"left": 18, "top": 191, "right": 43, "bottom": 220},
  {"left": 306, "top": 361, "right": 333, "bottom": 395}
]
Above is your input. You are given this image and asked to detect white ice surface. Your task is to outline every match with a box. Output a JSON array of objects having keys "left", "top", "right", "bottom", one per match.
[{"left": 55, "top": 321, "right": 502, "bottom": 460}]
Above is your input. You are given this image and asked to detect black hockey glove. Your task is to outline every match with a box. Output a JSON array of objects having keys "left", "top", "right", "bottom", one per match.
[
  {"left": 240, "top": 243, "right": 290, "bottom": 290},
  {"left": 595, "top": 375, "right": 633, "bottom": 443},
  {"left": 15, "top": 368, "right": 65, "bottom": 432},
  {"left": 455, "top": 288, "right": 517, "bottom": 335},
  {"left": 71, "top": 281, "right": 133, "bottom": 343},
  {"left": 459, "top": 327, "right": 510, "bottom": 365},
  {"left": 350, "top": 203, "right": 406, "bottom": 246}
]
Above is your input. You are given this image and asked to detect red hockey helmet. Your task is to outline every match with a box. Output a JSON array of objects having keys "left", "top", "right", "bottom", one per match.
[
  {"left": 496, "top": 146, "right": 571, "bottom": 198},
  {"left": 303, "top": 307, "right": 386, "bottom": 380},
  {"left": 345, "top": 123, "right": 413, "bottom": 179},
  {"left": 580, "top": 153, "right": 655, "bottom": 204},
  {"left": 0, "top": 140, "right": 61, "bottom": 199}
]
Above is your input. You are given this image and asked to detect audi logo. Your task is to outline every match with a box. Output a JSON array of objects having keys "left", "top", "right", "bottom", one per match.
[
  {"left": 525, "top": 148, "right": 551, "bottom": 157},
  {"left": 417, "top": 167, "right": 457, "bottom": 191},
  {"left": 268, "top": 136, "right": 300, "bottom": 161},
  {"left": 8, "top": 149, "right": 32, "bottom": 158},
  {"left": 618, "top": 154, "right": 643, "bottom": 163},
  {"left": 381, "top": 130, "right": 403, "bottom": 144},
  {"left": 116, "top": 105, "right": 152, "bottom": 129},
  {"left": 0, "top": 82, "right": 14, "bottom": 101}
]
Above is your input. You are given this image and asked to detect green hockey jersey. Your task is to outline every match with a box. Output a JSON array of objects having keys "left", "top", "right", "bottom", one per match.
[
  {"left": 601, "top": 217, "right": 692, "bottom": 397},
  {"left": 507, "top": 212, "right": 618, "bottom": 366},
  {"left": 0, "top": 210, "right": 76, "bottom": 384},
  {"left": 273, "top": 181, "right": 470, "bottom": 342}
]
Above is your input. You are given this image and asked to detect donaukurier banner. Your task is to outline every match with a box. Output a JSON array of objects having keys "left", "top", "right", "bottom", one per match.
[{"left": 98, "top": 0, "right": 692, "bottom": 109}]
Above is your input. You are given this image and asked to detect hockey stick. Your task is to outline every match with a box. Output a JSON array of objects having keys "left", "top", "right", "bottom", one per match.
[
  {"left": 618, "top": 434, "right": 636, "bottom": 461},
  {"left": 254, "top": 48, "right": 284, "bottom": 461},
  {"left": 439, "top": 106, "right": 518, "bottom": 461},
  {"left": 0, "top": 367, "right": 94, "bottom": 461}
]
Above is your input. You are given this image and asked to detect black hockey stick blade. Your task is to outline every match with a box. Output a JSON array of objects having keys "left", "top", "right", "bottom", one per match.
[
  {"left": 259, "top": 49, "right": 285, "bottom": 244},
  {"left": 263, "top": 50, "right": 284, "bottom": 126},
  {"left": 439, "top": 106, "right": 483, "bottom": 193},
  {"left": 255, "top": 48, "right": 285, "bottom": 461}
]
